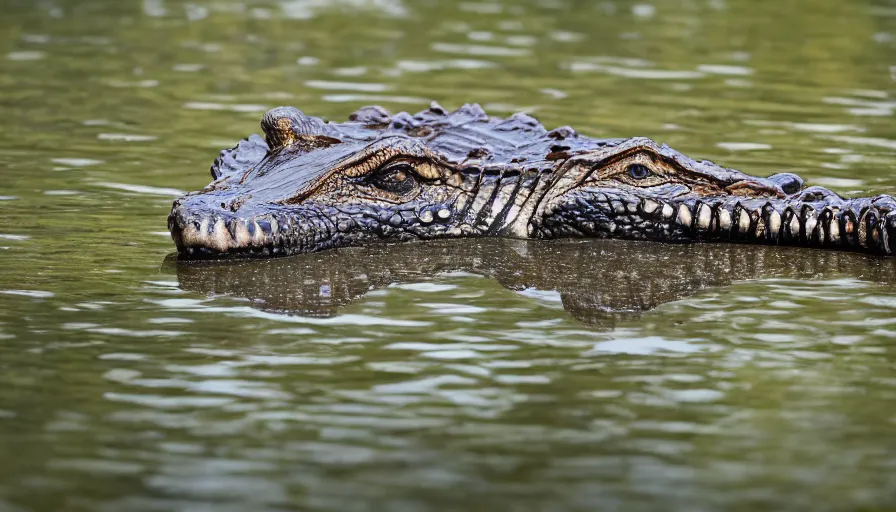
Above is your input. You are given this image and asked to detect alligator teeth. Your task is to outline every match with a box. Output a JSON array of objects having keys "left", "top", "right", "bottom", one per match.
[
  {"left": 437, "top": 208, "right": 451, "bottom": 220},
  {"left": 826, "top": 208, "right": 840, "bottom": 244},
  {"left": 641, "top": 199, "right": 660, "bottom": 215},
  {"left": 626, "top": 202, "right": 638, "bottom": 214},
  {"left": 677, "top": 204, "right": 692, "bottom": 228},
  {"left": 662, "top": 203, "right": 675, "bottom": 219},
  {"left": 803, "top": 207, "right": 817, "bottom": 242},
  {"left": 718, "top": 207, "right": 731, "bottom": 231},
  {"left": 737, "top": 207, "right": 751, "bottom": 235},
  {"left": 252, "top": 220, "right": 265, "bottom": 244},
  {"left": 766, "top": 208, "right": 781, "bottom": 239},
  {"left": 231, "top": 219, "right": 250, "bottom": 246},
  {"left": 696, "top": 203, "right": 711, "bottom": 230},
  {"left": 419, "top": 210, "right": 434, "bottom": 223},
  {"left": 210, "top": 217, "right": 230, "bottom": 251},
  {"left": 786, "top": 208, "right": 800, "bottom": 238}
]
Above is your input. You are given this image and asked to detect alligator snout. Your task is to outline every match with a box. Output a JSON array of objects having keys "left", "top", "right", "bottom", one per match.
[{"left": 168, "top": 198, "right": 287, "bottom": 257}]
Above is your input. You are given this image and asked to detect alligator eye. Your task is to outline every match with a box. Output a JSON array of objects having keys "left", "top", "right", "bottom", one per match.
[
  {"left": 371, "top": 162, "right": 417, "bottom": 195},
  {"left": 628, "top": 164, "right": 652, "bottom": 180}
]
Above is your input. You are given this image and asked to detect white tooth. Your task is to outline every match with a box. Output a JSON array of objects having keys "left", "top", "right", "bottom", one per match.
[
  {"left": 788, "top": 210, "right": 800, "bottom": 237},
  {"left": 804, "top": 214, "right": 817, "bottom": 241},
  {"left": 641, "top": 199, "right": 660, "bottom": 214},
  {"left": 677, "top": 204, "right": 693, "bottom": 228},
  {"left": 419, "top": 210, "right": 434, "bottom": 223},
  {"left": 253, "top": 221, "right": 265, "bottom": 243},
  {"left": 828, "top": 215, "right": 840, "bottom": 243},
  {"left": 662, "top": 204, "right": 675, "bottom": 219},
  {"left": 767, "top": 209, "right": 781, "bottom": 238},
  {"left": 738, "top": 208, "right": 751, "bottom": 234},
  {"left": 234, "top": 220, "right": 250, "bottom": 246},
  {"left": 697, "top": 204, "right": 711, "bottom": 230},
  {"left": 199, "top": 218, "right": 210, "bottom": 235},
  {"left": 718, "top": 208, "right": 731, "bottom": 230},
  {"left": 212, "top": 217, "right": 229, "bottom": 251},
  {"left": 437, "top": 208, "right": 451, "bottom": 220},
  {"left": 270, "top": 216, "right": 279, "bottom": 234}
]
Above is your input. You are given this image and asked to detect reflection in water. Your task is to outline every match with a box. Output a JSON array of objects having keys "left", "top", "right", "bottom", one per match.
[{"left": 175, "top": 239, "right": 896, "bottom": 327}]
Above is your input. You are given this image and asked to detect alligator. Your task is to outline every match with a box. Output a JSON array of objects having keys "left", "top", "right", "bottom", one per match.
[{"left": 168, "top": 103, "right": 896, "bottom": 258}]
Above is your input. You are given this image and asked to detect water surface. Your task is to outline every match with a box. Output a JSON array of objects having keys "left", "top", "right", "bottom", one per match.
[{"left": 1, "top": 0, "right": 896, "bottom": 510}]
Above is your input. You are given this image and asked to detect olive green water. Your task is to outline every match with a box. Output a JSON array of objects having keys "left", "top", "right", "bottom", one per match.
[{"left": 2, "top": 0, "right": 896, "bottom": 510}]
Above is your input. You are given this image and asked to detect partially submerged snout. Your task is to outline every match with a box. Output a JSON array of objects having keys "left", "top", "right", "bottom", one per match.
[
  {"left": 168, "top": 189, "right": 334, "bottom": 257},
  {"left": 168, "top": 197, "right": 288, "bottom": 257}
]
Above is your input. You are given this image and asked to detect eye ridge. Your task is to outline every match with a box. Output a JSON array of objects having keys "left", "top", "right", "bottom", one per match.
[{"left": 627, "top": 163, "right": 652, "bottom": 180}]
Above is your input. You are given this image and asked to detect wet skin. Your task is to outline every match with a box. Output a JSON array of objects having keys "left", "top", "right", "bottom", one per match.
[{"left": 168, "top": 104, "right": 896, "bottom": 258}]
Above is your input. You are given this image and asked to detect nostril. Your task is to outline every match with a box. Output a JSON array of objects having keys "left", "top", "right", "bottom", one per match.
[{"left": 768, "top": 173, "right": 804, "bottom": 195}]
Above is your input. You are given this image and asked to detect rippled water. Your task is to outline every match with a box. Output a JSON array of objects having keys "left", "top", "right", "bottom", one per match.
[{"left": 1, "top": 0, "right": 896, "bottom": 510}]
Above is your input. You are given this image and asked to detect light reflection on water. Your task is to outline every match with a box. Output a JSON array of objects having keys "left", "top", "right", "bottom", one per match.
[{"left": 1, "top": 0, "right": 896, "bottom": 510}]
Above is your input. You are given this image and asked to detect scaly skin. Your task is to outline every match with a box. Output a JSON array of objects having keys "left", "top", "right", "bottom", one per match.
[{"left": 168, "top": 103, "right": 896, "bottom": 258}]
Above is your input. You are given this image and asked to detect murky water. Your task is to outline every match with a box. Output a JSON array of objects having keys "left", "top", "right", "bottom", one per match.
[{"left": 1, "top": 0, "right": 896, "bottom": 510}]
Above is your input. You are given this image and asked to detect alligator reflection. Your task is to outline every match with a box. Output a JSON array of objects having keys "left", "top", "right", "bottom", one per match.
[{"left": 174, "top": 239, "right": 896, "bottom": 328}]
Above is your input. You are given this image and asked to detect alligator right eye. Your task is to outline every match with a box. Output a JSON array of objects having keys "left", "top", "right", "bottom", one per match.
[{"left": 371, "top": 162, "right": 417, "bottom": 196}]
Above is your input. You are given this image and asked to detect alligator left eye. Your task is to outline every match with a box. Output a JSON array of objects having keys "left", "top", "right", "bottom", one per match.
[
  {"left": 628, "top": 164, "right": 652, "bottom": 180},
  {"left": 371, "top": 163, "right": 417, "bottom": 195}
]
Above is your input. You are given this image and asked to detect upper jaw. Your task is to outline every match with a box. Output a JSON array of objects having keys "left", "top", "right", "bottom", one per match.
[{"left": 168, "top": 196, "right": 317, "bottom": 258}]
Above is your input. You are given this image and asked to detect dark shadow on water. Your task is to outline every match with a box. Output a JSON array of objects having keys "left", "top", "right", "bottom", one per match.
[{"left": 169, "top": 239, "right": 896, "bottom": 328}]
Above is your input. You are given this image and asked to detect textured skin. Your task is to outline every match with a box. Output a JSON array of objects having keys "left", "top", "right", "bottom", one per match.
[{"left": 168, "top": 103, "right": 896, "bottom": 258}]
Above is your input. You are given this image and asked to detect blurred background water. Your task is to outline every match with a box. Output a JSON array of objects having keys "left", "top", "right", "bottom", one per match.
[{"left": 1, "top": 0, "right": 896, "bottom": 510}]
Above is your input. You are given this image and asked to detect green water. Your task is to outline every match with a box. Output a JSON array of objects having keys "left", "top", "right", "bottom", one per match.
[{"left": 1, "top": 0, "right": 896, "bottom": 510}]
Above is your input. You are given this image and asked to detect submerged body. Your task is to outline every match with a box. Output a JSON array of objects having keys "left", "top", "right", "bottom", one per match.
[{"left": 169, "top": 103, "right": 896, "bottom": 257}]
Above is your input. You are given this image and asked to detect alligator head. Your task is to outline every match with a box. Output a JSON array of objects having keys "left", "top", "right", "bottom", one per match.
[{"left": 169, "top": 103, "right": 896, "bottom": 257}]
